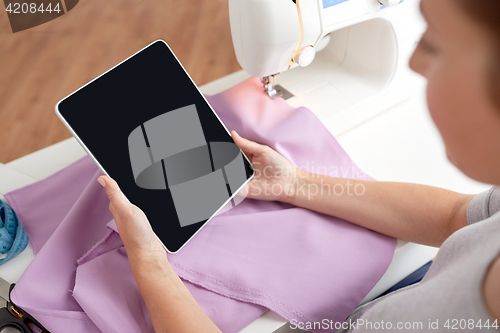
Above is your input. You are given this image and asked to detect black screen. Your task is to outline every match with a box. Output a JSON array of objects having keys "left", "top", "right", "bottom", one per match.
[{"left": 57, "top": 40, "right": 254, "bottom": 253}]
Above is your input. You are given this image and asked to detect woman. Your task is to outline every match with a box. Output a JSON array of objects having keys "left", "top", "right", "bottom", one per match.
[{"left": 97, "top": 0, "right": 500, "bottom": 331}]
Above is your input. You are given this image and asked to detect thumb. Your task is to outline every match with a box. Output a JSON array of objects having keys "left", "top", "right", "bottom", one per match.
[
  {"left": 97, "top": 175, "right": 136, "bottom": 221},
  {"left": 231, "top": 130, "right": 265, "bottom": 159}
]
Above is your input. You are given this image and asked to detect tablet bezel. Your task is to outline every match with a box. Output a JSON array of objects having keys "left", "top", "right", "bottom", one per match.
[{"left": 55, "top": 39, "right": 255, "bottom": 254}]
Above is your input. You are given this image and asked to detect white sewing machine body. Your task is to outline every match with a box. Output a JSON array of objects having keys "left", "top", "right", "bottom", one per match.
[{"left": 230, "top": 0, "right": 426, "bottom": 136}]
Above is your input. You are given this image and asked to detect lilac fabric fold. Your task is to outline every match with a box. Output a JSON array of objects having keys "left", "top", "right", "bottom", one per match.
[{"left": 5, "top": 77, "right": 396, "bottom": 333}]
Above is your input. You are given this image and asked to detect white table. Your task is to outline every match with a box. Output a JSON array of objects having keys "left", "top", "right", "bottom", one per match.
[{"left": 0, "top": 70, "right": 491, "bottom": 333}]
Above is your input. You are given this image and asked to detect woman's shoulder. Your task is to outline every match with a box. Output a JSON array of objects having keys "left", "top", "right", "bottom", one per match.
[
  {"left": 483, "top": 254, "right": 500, "bottom": 323},
  {"left": 467, "top": 186, "right": 500, "bottom": 226}
]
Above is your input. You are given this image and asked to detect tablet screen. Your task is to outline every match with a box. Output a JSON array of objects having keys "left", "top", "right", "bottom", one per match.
[{"left": 56, "top": 40, "right": 254, "bottom": 253}]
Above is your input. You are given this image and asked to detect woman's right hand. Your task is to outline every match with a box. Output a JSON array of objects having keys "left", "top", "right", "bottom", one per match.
[
  {"left": 97, "top": 175, "right": 168, "bottom": 265},
  {"left": 231, "top": 130, "right": 298, "bottom": 203}
]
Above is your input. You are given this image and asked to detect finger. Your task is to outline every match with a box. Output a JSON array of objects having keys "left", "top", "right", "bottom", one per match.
[
  {"left": 98, "top": 176, "right": 135, "bottom": 221},
  {"left": 231, "top": 130, "right": 265, "bottom": 158}
]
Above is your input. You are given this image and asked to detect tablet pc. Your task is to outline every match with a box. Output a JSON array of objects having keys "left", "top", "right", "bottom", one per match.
[{"left": 55, "top": 40, "right": 254, "bottom": 253}]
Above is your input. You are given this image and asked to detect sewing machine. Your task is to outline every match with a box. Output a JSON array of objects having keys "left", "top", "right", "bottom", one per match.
[
  {"left": 0, "top": 0, "right": 491, "bottom": 332},
  {"left": 229, "top": 0, "right": 426, "bottom": 136}
]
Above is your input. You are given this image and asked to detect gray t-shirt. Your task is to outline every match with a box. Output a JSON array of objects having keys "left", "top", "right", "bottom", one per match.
[{"left": 337, "top": 186, "right": 500, "bottom": 333}]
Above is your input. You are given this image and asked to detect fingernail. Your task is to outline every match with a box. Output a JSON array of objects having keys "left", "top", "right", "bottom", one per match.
[{"left": 97, "top": 177, "right": 106, "bottom": 188}]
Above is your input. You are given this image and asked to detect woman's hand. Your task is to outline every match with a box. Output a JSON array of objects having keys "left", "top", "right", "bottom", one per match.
[
  {"left": 97, "top": 176, "right": 222, "bottom": 333},
  {"left": 97, "top": 176, "right": 167, "bottom": 264},
  {"left": 231, "top": 130, "right": 298, "bottom": 203}
]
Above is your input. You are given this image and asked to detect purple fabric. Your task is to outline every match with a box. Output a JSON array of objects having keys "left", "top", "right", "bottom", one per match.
[{"left": 5, "top": 77, "right": 396, "bottom": 333}]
